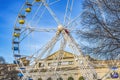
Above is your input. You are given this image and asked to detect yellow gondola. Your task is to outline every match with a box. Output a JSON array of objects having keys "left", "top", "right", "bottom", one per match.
[
  {"left": 19, "top": 20, "right": 25, "bottom": 24},
  {"left": 26, "top": 8, "right": 31, "bottom": 12},
  {"left": 14, "top": 33, "right": 20, "bottom": 37}
]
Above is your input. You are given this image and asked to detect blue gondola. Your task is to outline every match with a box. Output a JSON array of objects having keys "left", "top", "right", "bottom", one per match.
[
  {"left": 20, "top": 67, "right": 25, "bottom": 70},
  {"left": 14, "top": 54, "right": 21, "bottom": 57},
  {"left": 13, "top": 41, "right": 19, "bottom": 44},
  {"left": 14, "top": 47, "right": 19, "bottom": 50},
  {"left": 111, "top": 66, "right": 118, "bottom": 70},
  {"left": 111, "top": 72, "right": 119, "bottom": 78},
  {"left": 17, "top": 73, "right": 23, "bottom": 77},
  {"left": 110, "top": 66, "right": 119, "bottom": 78}
]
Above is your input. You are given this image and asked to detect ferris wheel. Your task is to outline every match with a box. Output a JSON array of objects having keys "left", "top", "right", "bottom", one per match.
[{"left": 12, "top": 0, "right": 119, "bottom": 80}]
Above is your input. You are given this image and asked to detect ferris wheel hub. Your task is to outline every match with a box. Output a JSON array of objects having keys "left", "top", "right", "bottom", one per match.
[{"left": 57, "top": 25, "right": 64, "bottom": 32}]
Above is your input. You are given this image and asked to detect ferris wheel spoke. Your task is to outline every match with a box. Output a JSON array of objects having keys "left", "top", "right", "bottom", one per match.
[
  {"left": 60, "top": 32, "right": 67, "bottom": 51},
  {"left": 64, "top": 37, "right": 89, "bottom": 79},
  {"left": 54, "top": 40, "right": 67, "bottom": 77},
  {"left": 64, "top": 0, "right": 74, "bottom": 26},
  {"left": 21, "top": 26, "right": 57, "bottom": 32},
  {"left": 68, "top": 44, "right": 93, "bottom": 80},
  {"left": 67, "top": 8, "right": 88, "bottom": 29},
  {"left": 60, "top": 38, "right": 66, "bottom": 51},
  {"left": 29, "top": 3, "right": 43, "bottom": 24},
  {"left": 22, "top": 26, "right": 85, "bottom": 33},
  {"left": 29, "top": 36, "right": 60, "bottom": 65},
  {"left": 62, "top": 31, "right": 98, "bottom": 80},
  {"left": 37, "top": 36, "right": 60, "bottom": 73},
  {"left": 42, "top": 1, "right": 61, "bottom": 25},
  {"left": 35, "top": 7, "right": 46, "bottom": 25},
  {"left": 37, "top": 33, "right": 60, "bottom": 58},
  {"left": 49, "top": 0, "right": 61, "bottom": 5},
  {"left": 20, "top": 30, "right": 33, "bottom": 42},
  {"left": 47, "top": 32, "right": 67, "bottom": 76},
  {"left": 67, "top": 14, "right": 81, "bottom": 28},
  {"left": 101, "top": 70, "right": 112, "bottom": 80},
  {"left": 63, "top": 31, "right": 83, "bottom": 55},
  {"left": 31, "top": 32, "right": 60, "bottom": 66}
]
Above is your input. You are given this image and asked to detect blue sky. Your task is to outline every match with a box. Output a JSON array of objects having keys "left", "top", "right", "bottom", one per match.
[
  {"left": 0, "top": 0, "right": 24, "bottom": 63},
  {"left": 0, "top": 0, "right": 83, "bottom": 63}
]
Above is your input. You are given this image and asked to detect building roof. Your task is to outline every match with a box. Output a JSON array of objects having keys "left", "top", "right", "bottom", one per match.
[{"left": 46, "top": 50, "right": 75, "bottom": 60}]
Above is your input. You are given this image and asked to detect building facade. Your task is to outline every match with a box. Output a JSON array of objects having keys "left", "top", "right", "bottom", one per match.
[
  {"left": 20, "top": 50, "right": 120, "bottom": 80},
  {"left": 0, "top": 64, "right": 18, "bottom": 80}
]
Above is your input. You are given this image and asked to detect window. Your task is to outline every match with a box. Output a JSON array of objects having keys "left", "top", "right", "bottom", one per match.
[
  {"left": 79, "top": 76, "right": 84, "bottom": 80},
  {"left": 47, "top": 77, "right": 52, "bottom": 80},
  {"left": 41, "top": 63, "right": 44, "bottom": 67},
  {"left": 39, "top": 63, "right": 44, "bottom": 67},
  {"left": 61, "top": 61, "right": 68, "bottom": 65},
  {"left": 68, "top": 77, "right": 74, "bottom": 80},
  {"left": 38, "top": 78, "right": 42, "bottom": 80},
  {"left": 48, "top": 63, "right": 51, "bottom": 66},
  {"left": 39, "top": 63, "right": 41, "bottom": 67},
  {"left": 93, "top": 73, "right": 97, "bottom": 79},
  {"left": 69, "top": 61, "right": 73, "bottom": 65},
  {"left": 57, "top": 77, "right": 63, "bottom": 80},
  {"left": 58, "top": 62, "right": 61, "bottom": 65}
]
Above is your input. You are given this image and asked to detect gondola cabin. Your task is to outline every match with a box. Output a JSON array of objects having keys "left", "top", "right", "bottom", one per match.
[
  {"left": 35, "top": 0, "right": 41, "bottom": 2},
  {"left": 26, "top": 8, "right": 31, "bottom": 12},
  {"left": 14, "top": 33, "right": 20, "bottom": 37},
  {"left": 17, "top": 73, "right": 23, "bottom": 78},
  {"left": 111, "top": 72, "right": 119, "bottom": 78},
  {"left": 110, "top": 67, "right": 119, "bottom": 78},
  {"left": 19, "top": 20, "right": 25, "bottom": 24}
]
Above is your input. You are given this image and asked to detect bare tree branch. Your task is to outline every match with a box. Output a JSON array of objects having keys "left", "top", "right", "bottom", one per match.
[{"left": 77, "top": 0, "right": 120, "bottom": 60}]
